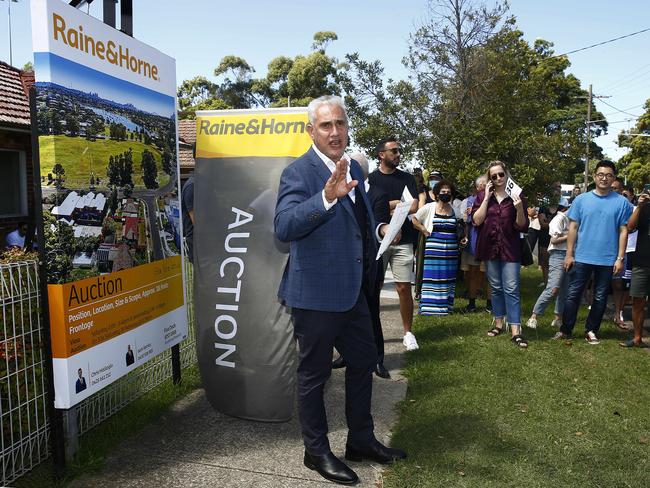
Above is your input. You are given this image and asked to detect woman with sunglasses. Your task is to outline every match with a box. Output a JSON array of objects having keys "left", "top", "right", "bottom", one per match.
[
  {"left": 412, "top": 180, "right": 466, "bottom": 315},
  {"left": 471, "top": 161, "right": 530, "bottom": 348}
]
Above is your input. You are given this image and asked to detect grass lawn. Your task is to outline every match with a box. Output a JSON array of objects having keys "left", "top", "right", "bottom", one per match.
[
  {"left": 38, "top": 135, "right": 169, "bottom": 189},
  {"left": 385, "top": 267, "right": 650, "bottom": 488}
]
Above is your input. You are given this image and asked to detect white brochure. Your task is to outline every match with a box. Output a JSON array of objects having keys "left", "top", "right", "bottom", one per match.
[
  {"left": 376, "top": 201, "right": 411, "bottom": 260},
  {"left": 505, "top": 177, "right": 522, "bottom": 198}
]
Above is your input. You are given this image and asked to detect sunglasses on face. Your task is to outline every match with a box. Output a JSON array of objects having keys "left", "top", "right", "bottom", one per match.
[
  {"left": 490, "top": 172, "right": 505, "bottom": 180},
  {"left": 382, "top": 147, "right": 402, "bottom": 155}
]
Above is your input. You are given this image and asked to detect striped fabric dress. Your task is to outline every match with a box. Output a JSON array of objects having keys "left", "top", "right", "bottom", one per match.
[{"left": 420, "top": 213, "right": 459, "bottom": 316}]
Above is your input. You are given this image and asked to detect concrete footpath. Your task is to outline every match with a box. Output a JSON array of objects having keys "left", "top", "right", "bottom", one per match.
[{"left": 71, "top": 278, "right": 408, "bottom": 488}]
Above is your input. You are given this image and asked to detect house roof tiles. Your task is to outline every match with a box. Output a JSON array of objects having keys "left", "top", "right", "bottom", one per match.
[
  {"left": 178, "top": 119, "right": 196, "bottom": 144},
  {"left": 0, "top": 62, "right": 31, "bottom": 128}
]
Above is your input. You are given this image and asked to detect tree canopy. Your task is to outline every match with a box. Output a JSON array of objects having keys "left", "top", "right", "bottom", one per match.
[
  {"left": 177, "top": 32, "right": 341, "bottom": 118},
  {"left": 339, "top": 0, "right": 606, "bottom": 198},
  {"left": 618, "top": 98, "right": 650, "bottom": 190},
  {"left": 176, "top": 2, "right": 610, "bottom": 198}
]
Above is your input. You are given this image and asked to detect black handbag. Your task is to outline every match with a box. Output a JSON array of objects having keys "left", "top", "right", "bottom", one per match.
[
  {"left": 520, "top": 233, "right": 534, "bottom": 266},
  {"left": 456, "top": 218, "right": 467, "bottom": 248}
]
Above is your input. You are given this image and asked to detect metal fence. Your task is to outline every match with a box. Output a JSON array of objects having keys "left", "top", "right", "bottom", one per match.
[
  {"left": 0, "top": 260, "right": 49, "bottom": 485},
  {"left": 0, "top": 259, "right": 196, "bottom": 486}
]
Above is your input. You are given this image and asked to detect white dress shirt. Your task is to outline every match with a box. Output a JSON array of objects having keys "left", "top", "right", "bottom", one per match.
[
  {"left": 311, "top": 144, "right": 383, "bottom": 240},
  {"left": 311, "top": 144, "right": 355, "bottom": 209}
]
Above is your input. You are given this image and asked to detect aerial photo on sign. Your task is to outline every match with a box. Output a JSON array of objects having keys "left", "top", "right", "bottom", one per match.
[{"left": 35, "top": 53, "right": 179, "bottom": 284}]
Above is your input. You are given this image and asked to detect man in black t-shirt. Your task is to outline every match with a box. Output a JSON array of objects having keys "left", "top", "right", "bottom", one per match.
[
  {"left": 368, "top": 137, "right": 419, "bottom": 351},
  {"left": 621, "top": 191, "right": 650, "bottom": 348}
]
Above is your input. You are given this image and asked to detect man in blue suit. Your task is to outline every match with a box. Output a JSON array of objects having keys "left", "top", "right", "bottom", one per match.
[{"left": 275, "top": 95, "right": 406, "bottom": 485}]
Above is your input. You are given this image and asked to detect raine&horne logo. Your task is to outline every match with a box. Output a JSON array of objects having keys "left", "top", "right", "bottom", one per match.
[{"left": 51, "top": 12, "right": 160, "bottom": 81}]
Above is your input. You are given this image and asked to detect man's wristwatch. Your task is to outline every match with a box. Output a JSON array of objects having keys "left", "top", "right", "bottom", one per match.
[{"left": 616, "top": 257, "right": 625, "bottom": 261}]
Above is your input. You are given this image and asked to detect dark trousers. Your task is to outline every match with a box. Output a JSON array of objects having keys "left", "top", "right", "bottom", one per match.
[
  {"left": 561, "top": 262, "right": 613, "bottom": 336},
  {"left": 292, "top": 292, "right": 378, "bottom": 455},
  {"left": 367, "top": 267, "right": 385, "bottom": 363}
]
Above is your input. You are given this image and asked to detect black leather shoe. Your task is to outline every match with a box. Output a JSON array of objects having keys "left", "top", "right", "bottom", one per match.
[
  {"left": 304, "top": 450, "right": 359, "bottom": 485},
  {"left": 374, "top": 363, "right": 390, "bottom": 379},
  {"left": 345, "top": 439, "right": 407, "bottom": 465},
  {"left": 332, "top": 355, "right": 347, "bottom": 369}
]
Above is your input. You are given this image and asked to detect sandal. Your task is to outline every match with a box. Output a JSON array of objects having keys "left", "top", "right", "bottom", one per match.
[
  {"left": 511, "top": 335, "right": 528, "bottom": 348},
  {"left": 487, "top": 327, "right": 504, "bottom": 337},
  {"left": 619, "top": 339, "right": 649, "bottom": 348},
  {"left": 614, "top": 319, "right": 629, "bottom": 331}
]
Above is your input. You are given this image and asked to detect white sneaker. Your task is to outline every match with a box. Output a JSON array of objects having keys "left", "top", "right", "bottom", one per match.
[
  {"left": 551, "top": 318, "right": 561, "bottom": 328},
  {"left": 585, "top": 331, "right": 600, "bottom": 345},
  {"left": 526, "top": 317, "right": 538, "bottom": 329},
  {"left": 403, "top": 332, "right": 419, "bottom": 351}
]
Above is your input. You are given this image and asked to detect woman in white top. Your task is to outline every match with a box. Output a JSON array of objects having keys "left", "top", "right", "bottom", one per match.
[{"left": 526, "top": 198, "right": 571, "bottom": 329}]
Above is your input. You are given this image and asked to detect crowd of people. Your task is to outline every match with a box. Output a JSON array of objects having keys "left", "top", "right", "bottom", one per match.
[
  {"left": 270, "top": 95, "right": 650, "bottom": 485},
  {"left": 364, "top": 151, "right": 648, "bottom": 353}
]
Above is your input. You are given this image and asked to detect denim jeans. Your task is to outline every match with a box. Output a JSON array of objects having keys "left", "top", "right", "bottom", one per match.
[
  {"left": 486, "top": 260, "right": 521, "bottom": 325},
  {"left": 532, "top": 250, "right": 568, "bottom": 316},
  {"left": 560, "top": 262, "right": 613, "bottom": 336}
]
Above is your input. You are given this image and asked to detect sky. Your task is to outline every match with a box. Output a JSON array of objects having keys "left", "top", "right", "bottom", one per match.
[{"left": 2, "top": 0, "right": 649, "bottom": 161}]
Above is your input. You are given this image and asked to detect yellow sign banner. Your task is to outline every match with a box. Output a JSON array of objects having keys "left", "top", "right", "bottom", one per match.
[
  {"left": 195, "top": 110, "right": 312, "bottom": 158},
  {"left": 48, "top": 256, "right": 184, "bottom": 359}
]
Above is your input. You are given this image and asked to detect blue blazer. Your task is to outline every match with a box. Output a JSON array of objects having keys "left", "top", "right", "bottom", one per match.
[{"left": 275, "top": 148, "right": 379, "bottom": 312}]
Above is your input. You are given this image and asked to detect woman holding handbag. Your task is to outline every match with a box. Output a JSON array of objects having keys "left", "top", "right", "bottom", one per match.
[
  {"left": 412, "top": 180, "right": 466, "bottom": 316},
  {"left": 471, "top": 161, "right": 530, "bottom": 348}
]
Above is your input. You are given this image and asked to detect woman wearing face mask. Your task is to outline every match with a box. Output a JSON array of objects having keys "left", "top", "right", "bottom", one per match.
[
  {"left": 425, "top": 171, "right": 443, "bottom": 204},
  {"left": 415, "top": 170, "right": 444, "bottom": 300},
  {"left": 413, "top": 180, "right": 467, "bottom": 315},
  {"left": 471, "top": 161, "right": 530, "bottom": 348}
]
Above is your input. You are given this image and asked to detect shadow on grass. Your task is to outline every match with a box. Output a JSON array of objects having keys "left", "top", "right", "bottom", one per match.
[{"left": 389, "top": 412, "right": 530, "bottom": 486}]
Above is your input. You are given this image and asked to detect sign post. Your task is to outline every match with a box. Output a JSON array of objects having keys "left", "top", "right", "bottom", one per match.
[{"left": 31, "top": 0, "right": 187, "bottom": 411}]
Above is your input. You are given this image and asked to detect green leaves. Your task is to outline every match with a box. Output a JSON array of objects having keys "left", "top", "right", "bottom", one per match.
[
  {"left": 342, "top": 0, "right": 606, "bottom": 197},
  {"left": 177, "top": 33, "right": 342, "bottom": 118},
  {"left": 619, "top": 98, "right": 650, "bottom": 189}
]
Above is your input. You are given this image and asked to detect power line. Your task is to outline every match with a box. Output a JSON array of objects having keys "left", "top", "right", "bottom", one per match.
[
  {"left": 601, "top": 62, "right": 650, "bottom": 90},
  {"left": 550, "top": 26, "right": 650, "bottom": 59},
  {"left": 597, "top": 99, "right": 641, "bottom": 118},
  {"left": 601, "top": 64, "right": 650, "bottom": 92},
  {"left": 605, "top": 118, "right": 639, "bottom": 125},
  {"left": 603, "top": 103, "right": 645, "bottom": 116},
  {"left": 607, "top": 77, "right": 650, "bottom": 97}
]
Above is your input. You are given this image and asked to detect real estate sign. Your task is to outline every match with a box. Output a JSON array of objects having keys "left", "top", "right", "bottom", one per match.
[
  {"left": 31, "top": 0, "right": 187, "bottom": 409},
  {"left": 194, "top": 108, "right": 311, "bottom": 421}
]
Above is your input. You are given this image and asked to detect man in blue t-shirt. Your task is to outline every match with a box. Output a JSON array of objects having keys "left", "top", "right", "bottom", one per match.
[{"left": 554, "top": 161, "right": 633, "bottom": 344}]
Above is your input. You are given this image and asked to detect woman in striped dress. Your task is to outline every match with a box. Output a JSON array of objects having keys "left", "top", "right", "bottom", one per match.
[{"left": 413, "top": 180, "right": 466, "bottom": 315}]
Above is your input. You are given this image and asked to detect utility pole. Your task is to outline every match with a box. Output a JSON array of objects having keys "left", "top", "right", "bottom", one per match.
[
  {"left": 584, "top": 84, "right": 592, "bottom": 189},
  {"left": 1, "top": 0, "right": 18, "bottom": 66}
]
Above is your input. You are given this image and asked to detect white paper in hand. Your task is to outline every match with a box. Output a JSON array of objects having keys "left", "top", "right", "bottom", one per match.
[
  {"left": 376, "top": 201, "right": 411, "bottom": 260},
  {"left": 401, "top": 185, "right": 414, "bottom": 203},
  {"left": 505, "top": 177, "right": 522, "bottom": 198}
]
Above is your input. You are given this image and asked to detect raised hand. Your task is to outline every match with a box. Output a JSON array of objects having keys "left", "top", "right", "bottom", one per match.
[{"left": 324, "top": 158, "right": 358, "bottom": 203}]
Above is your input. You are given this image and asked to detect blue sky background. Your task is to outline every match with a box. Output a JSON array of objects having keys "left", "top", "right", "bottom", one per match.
[
  {"left": 34, "top": 52, "right": 175, "bottom": 117},
  {"left": 3, "top": 0, "right": 649, "bottom": 160}
]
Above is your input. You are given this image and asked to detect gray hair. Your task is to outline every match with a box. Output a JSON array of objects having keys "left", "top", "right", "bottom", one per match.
[
  {"left": 475, "top": 174, "right": 487, "bottom": 187},
  {"left": 307, "top": 95, "right": 348, "bottom": 125},
  {"left": 350, "top": 152, "right": 369, "bottom": 178}
]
